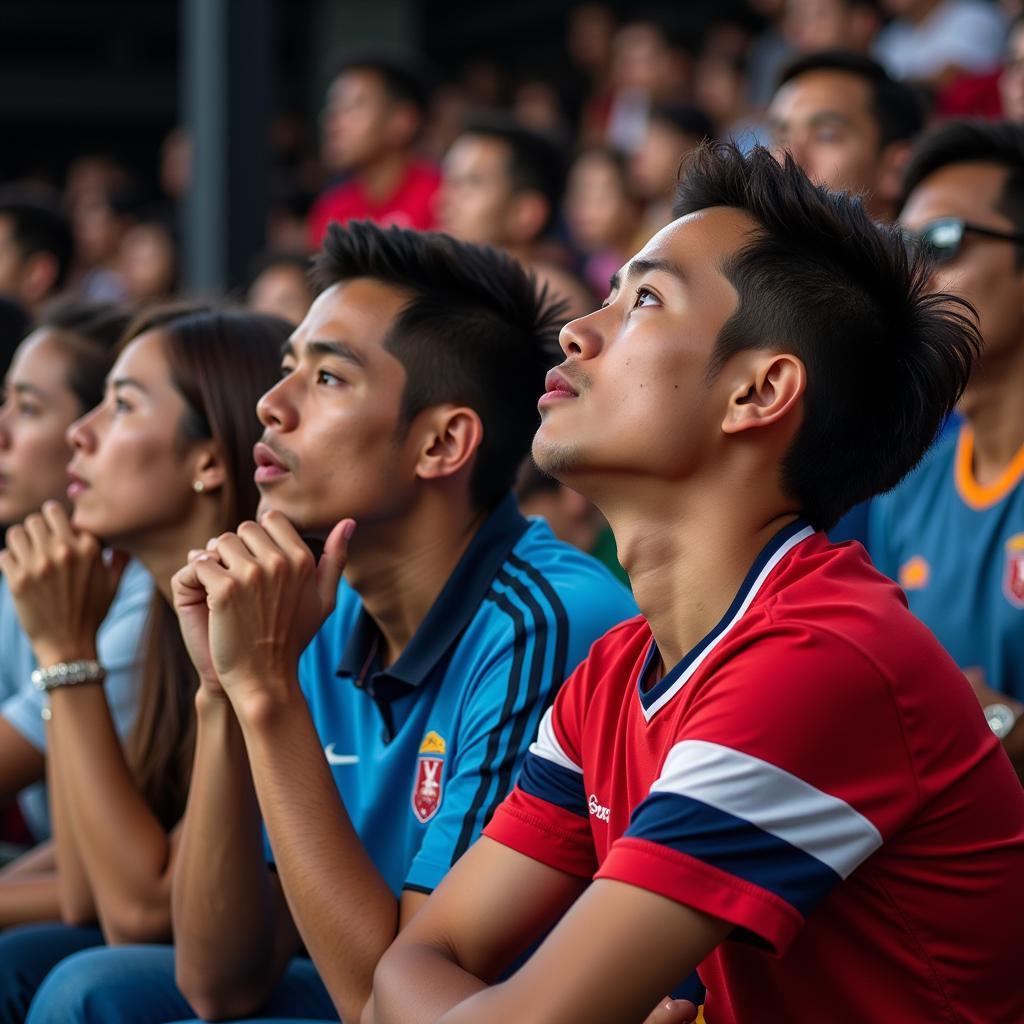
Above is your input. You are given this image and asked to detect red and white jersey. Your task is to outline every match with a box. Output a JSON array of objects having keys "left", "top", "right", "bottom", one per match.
[{"left": 486, "top": 520, "right": 1024, "bottom": 1024}]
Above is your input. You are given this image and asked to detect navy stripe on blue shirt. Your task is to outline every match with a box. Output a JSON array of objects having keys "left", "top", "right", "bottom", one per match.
[{"left": 450, "top": 563, "right": 569, "bottom": 863}]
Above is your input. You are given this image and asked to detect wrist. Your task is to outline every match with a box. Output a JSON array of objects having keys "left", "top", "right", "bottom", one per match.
[
  {"left": 33, "top": 641, "right": 99, "bottom": 670},
  {"left": 231, "top": 674, "right": 305, "bottom": 735}
]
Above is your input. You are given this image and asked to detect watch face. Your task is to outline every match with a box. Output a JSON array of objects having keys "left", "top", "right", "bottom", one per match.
[{"left": 985, "top": 703, "right": 1017, "bottom": 740}]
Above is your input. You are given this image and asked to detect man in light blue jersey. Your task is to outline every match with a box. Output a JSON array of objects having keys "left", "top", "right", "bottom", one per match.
[
  {"left": 25, "top": 221, "right": 635, "bottom": 1024},
  {"left": 872, "top": 120, "right": 1024, "bottom": 779}
]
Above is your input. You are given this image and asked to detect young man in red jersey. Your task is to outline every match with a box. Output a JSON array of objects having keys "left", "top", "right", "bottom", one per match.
[
  {"left": 370, "top": 145, "right": 1024, "bottom": 1024},
  {"left": 306, "top": 55, "right": 439, "bottom": 249}
]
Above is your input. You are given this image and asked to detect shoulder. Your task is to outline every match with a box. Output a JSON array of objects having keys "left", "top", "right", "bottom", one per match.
[
  {"left": 109, "top": 560, "right": 155, "bottom": 613},
  {"left": 500, "top": 519, "right": 637, "bottom": 631},
  {"left": 873, "top": 427, "right": 958, "bottom": 516}
]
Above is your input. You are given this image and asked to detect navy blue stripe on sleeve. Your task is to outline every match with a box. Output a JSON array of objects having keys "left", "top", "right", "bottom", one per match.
[
  {"left": 490, "top": 568, "right": 552, "bottom": 807},
  {"left": 518, "top": 750, "right": 588, "bottom": 817},
  {"left": 625, "top": 791, "right": 841, "bottom": 917},
  {"left": 508, "top": 553, "right": 570, "bottom": 690},
  {"left": 451, "top": 586, "right": 530, "bottom": 862}
]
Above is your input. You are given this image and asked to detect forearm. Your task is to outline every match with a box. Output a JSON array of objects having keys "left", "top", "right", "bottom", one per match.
[
  {"left": 0, "top": 873, "right": 63, "bottom": 927},
  {"left": 0, "top": 838, "right": 56, "bottom": 879},
  {"left": 238, "top": 686, "right": 399, "bottom": 1024},
  {"left": 48, "top": 684, "right": 172, "bottom": 940},
  {"left": 371, "top": 941, "right": 488, "bottom": 1024},
  {"left": 46, "top": 719, "right": 96, "bottom": 926},
  {"left": 173, "top": 691, "right": 297, "bottom": 1018}
]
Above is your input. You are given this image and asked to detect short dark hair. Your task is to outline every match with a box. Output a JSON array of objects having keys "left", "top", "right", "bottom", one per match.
[
  {"left": 460, "top": 116, "right": 567, "bottom": 236},
  {"left": 672, "top": 143, "right": 980, "bottom": 530},
  {"left": 777, "top": 50, "right": 925, "bottom": 148},
  {"left": 37, "top": 297, "right": 134, "bottom": 412},
  {"left": 0, "top": 190, "right": 74, "bottom": 290},
  {"left": 335, "top": 52, "right": 431, "bottom": 116},
  {"left": 314, "top": 220, "right": 566, "bottom": 511},
  {"left": 900, "top": 119, "right": 1024, "bottom": 267}
]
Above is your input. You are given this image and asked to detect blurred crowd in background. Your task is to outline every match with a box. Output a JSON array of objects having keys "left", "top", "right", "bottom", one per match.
[
  {"left": 0, "top": 0, "right": 1021, "bottom": 344},
  {"left": 0, "top": 0, "right": 1022, "bottom": 573}
]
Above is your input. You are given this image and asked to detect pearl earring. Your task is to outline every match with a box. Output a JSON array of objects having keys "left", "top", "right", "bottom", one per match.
[{"left": 193, "top": 480, "right": 205, "bottom": 493}]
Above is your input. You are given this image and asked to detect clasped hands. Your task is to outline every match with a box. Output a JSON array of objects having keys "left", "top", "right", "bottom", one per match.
[
  {"left": 0, "top": 501, "right": 128, "bottom": 668},
  {"left": 170, "top": 511, "right": 355, "bottom": 723}
]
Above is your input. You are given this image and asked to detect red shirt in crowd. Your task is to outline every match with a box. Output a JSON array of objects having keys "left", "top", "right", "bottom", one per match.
[
  {"left": 306, "top": 160, "right": 441, "bottom": 249},
  {"left": 486, "top": 521, "right": 1024, "bottom": 1024}
]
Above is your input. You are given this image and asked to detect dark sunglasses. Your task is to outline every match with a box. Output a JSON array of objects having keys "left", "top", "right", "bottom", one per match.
[{"left": 903, "top": 217, "right": 1024, "bottom": 265}]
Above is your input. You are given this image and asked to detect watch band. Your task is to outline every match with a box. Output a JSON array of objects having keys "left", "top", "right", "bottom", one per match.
[{"left": 30, "top": 660, "right": 106, "bottom": 693}]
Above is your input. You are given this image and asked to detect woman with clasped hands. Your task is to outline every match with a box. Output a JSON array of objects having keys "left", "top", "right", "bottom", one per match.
[{"left": 0, "top": 306, "right": 289, "bottom": 1024}]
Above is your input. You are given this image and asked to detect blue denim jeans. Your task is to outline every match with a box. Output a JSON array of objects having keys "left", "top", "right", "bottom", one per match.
[
  {"left": 24, "top": 943, "right": 337, "bottom": 1024},
  {"left": 0, "top": 923, "right": 105, "bottom": 1024}
]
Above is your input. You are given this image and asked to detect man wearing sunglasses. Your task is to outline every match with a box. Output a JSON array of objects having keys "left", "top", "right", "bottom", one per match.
[{"left": 871, "top": 120, "right": 1024, "bottom": 779}]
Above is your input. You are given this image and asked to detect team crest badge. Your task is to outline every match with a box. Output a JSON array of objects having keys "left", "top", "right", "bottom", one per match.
[
  {"left": 412, "top": 730, "right": 446, "bottom": 824},
  {"left": 1003, "top": 535, "right": 1024, "bottom": 609}
]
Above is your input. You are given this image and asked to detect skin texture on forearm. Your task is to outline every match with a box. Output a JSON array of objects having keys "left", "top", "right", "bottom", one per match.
[
  {"left": 46, "top": 732, "right": 96, "bottom": 926},
  {"left": 0, "top": 873, "right": 62, "bottom": 927},
  {"left": 0, "top": 717, "right": 45, "bottom": 800},
  {"left": 237, "top": 686, "right": 405, "bottom": 1024},
  {"left": 0, "top": 839, "right": 56, "bottom": 879},
  {"left": 372, "top": 838, "right": 729, "bottom": 1024},
  {"left": 172, "top": 692, "right": 300, "bottom": 1021},
  {"left": 47, "top": 682, "right": 174, "bottom": 943}
]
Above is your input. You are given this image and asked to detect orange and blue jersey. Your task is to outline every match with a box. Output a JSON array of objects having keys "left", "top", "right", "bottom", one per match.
[
  {"left": 868, "top": 424, "right": 1024, "bottom": 699},
  {"left": 268, "top": 494, "right": 637, "bottom": 896},
  {"left": 486, "top": 520, "right": 1024, "bottom": 1024}
]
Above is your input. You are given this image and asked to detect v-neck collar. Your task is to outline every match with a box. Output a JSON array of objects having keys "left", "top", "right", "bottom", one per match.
[{"left": 637, "top": 519, "right": 815, "bottom": 721}]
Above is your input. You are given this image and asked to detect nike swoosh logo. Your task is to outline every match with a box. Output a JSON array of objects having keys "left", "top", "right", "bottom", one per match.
[{"left": 324, "top": 744, "right": 359, "bottom": 766}]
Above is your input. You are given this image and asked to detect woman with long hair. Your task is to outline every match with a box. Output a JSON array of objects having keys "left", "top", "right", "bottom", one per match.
[
  {"left": 0, "top": 300, "right": 151, "bottom": 862},
  {"left": 0, "top": 306, "right": 289, "bottom": 1023}
]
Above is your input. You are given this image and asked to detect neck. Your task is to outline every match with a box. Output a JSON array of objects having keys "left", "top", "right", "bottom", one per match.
[
  {"left": 960, "top": 342, "right": 1024, "bottom": 485},
  {"left": 593, "top": 474, "right": 799, "bottom": 669},
  {"left": 343, "top": 488, "right": 485, "bottom": 666},
  {"left": 358, "top": 151, "right": 411, "bottom": 202},
  {"left": 124, "top": 500, "right": 226, "bottom": 603}
]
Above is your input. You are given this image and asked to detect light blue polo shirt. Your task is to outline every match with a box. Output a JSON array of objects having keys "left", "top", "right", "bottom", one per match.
[
  {"left": 283, "top": 494, "right": 637, "bottom": 895},
  {"left": 0, "top": 558, "right": 153, "bottom": 838}
]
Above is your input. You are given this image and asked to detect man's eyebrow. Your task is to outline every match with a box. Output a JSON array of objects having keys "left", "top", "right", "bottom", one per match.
[
  {"left": 281, "top": 338, "right": 366, "bottom": 368},
  {"left": 11, "top": 382, "right": 47, "bottom": 399},
  {"left": 306, "top": 339, "right": 365, "bottom": 367},
  {"left": 623, "top": 256, "right": 687, "bottom": 285},
  {"left": 807, "top": 111, "right": 854, "bottom": 128}
]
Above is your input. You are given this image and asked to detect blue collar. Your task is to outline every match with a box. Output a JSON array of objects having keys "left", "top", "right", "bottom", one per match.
[
  {"left": 336, "top": 494, "right": 530, "bottom": 696},
  {"left": 637, "top": 517, "right": 815, "bottom": 721}
]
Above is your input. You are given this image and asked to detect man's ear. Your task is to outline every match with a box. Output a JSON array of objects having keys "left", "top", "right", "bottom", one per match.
[
  {"left": 506, "top": 190, "right": 550, "bottom": 245},
  {"left": 875, "top": 139, "right": 912, "bottom": 212},
  {"left": 415, "top": 405, "right": 484, "bottom": 483},
  {"left": 721, "top": 353, "right": 806, "bottom": 435},
  {"left": 191, "top": 444, "right": 227, "bottom": 495}
]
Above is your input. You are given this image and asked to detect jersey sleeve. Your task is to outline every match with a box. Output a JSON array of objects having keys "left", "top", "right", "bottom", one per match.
[
  {"left": 483, "top": 664, "right": 598, "bottom": 880},
  {"left": 597, "top": 626, "right": 916, "bottom": 956}
]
